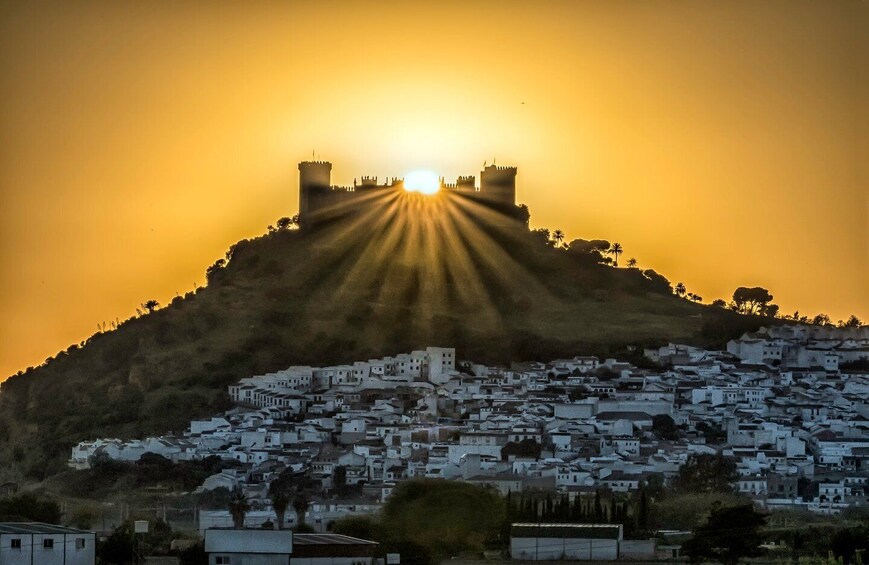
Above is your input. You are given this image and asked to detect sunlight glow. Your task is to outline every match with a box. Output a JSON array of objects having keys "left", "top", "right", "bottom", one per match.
[{"left": 404, "top": 170, "right": 440, "bottom": 195}]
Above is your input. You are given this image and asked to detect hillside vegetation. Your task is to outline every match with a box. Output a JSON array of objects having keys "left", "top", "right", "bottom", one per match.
[{"left": 0, "top": 193, "right": 768, "bottom": 478}]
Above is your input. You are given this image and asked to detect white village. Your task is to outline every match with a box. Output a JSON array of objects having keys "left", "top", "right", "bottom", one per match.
[{"left": 63, "top": 323, "right": 869, "bottom": 561}]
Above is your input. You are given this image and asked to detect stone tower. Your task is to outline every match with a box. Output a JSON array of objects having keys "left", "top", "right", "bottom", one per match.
[
  {"left": 298, "top": 161, "right": 332, "bottom": 223},
  {"left": 480, "top": 164, "right": 517, "bottom": 205}
]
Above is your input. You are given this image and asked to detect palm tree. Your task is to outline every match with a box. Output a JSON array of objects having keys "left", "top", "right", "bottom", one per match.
[
  {"left": 608, "top": 242, "right": 623, "bottom": 266},
  {"left": 270, "top": 488, "right": 290, "bottom": 530},
  {"left": 142, "top": 300, "right": 160, "bottom": 313},
  {"left": 552, "top": 229, "right": 565, "bottom": 248},
  {"left": 229, "top": 488, "right": 250, "bottom": 528},
  {"left": 674, "top": 283, "right": 686, "bottom": 297},
  {"left": 293, "top": 494, "right": 310, "bottom": 531},
  {"left": 626, "top": 258, "right": 637, "bottom": 268}
]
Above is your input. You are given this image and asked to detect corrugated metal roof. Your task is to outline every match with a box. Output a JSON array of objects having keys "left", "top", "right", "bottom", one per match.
[
  {"left": 511, "top": 523, "right": 622, "bottom": 540},
  {"left": 0, "top": 523, "right": 92, "bottom": 535},
  {"left": 293, "top": 534, "right": 378, "bottom": 546}
]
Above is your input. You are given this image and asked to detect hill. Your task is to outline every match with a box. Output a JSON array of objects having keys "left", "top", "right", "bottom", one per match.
[{"left": 0, "top": 191, "right": 768, "bottom": 478}]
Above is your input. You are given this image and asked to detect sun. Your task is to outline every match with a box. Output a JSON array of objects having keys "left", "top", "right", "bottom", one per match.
[{"left": 404, "top": 170, "right": 440, "bottom": 195}]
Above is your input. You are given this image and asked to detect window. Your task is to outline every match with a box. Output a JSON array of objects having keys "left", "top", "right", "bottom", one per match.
[
  {"left": 76, "top": 538, "right": 86, "bottom": 550},
  {"left": 216, "top": 557, "right": 231, "bottom": 565},
  {"left": 11, "top": 539, "right": 21, "bottom": 549},
  {"left": 44, "top": 538, "right": 55, "bottom": 549}
]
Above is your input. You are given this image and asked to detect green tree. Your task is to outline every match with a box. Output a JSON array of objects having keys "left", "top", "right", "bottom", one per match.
[
  {"left": 673, "top": 453, "right": 737, "bottom": 494},
  {"left": 682, "top": 503, "right": 767, "bottom": 565}
]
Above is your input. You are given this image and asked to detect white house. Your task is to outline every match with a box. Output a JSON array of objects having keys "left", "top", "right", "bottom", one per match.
[{"left": 0, "top": 523, "right": 95, "bottom": 565}]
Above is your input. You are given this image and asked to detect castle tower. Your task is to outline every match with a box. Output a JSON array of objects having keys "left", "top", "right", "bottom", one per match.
[
  {"left": 479, "top": 165, "right": 517, "bottom": 205},
  {"left": 298, "top": 161, "right": 332, "bottom": 224}
]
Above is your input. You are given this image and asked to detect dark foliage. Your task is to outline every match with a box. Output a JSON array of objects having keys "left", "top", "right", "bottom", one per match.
[
  {"left": 652, "top": 414, "right": 680, "bottom": 440},
  {"left": 0, "top": 492, "right": 62, "bottom": 523},
  {"left": 673, "top": 453, "right": 738, "bottom": 494},
  {"left": 501, "top": 439, "right": 542, "bottom": 460},
  {"left": 682, "top": 503, "right": 767, "bottom": 565}
]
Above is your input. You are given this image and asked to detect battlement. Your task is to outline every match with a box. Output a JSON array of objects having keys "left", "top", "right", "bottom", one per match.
[{"left": 298, "top": 160, "right": 518, "bottom": 227}]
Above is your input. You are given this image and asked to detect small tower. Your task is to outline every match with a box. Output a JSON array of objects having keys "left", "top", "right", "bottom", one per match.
[
  {"left": 455, "top": 176, "right": 476, "bottom": 192},
  {"left": 480, "top": 164, "right": 517, "bottom": 205},
  {"left": 298, "top": 161, "right": 332, "bottom": 224}
]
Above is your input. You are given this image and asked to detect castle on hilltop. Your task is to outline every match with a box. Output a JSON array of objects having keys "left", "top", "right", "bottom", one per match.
[{"left": 298, "top": 161, "right": 520, "bottom": 227}]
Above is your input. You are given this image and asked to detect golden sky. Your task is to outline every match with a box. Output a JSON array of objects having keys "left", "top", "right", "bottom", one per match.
[{"left": 0, "top": 0, "right": 866, "bottom": 379}]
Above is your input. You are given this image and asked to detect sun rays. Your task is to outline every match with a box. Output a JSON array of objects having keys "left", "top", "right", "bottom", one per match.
[{"left": 292, "top": 185, "right": 558, "bottom": 349}]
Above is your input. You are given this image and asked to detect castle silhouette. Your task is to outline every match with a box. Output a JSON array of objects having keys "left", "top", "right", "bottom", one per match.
[{"left": 298, "top": 161, "right": 523, "bottom": 227}]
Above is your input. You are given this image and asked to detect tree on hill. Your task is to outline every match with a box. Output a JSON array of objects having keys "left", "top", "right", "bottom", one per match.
[
  {"left": 142, "top": 300, "right": 160, "bottom": 313},
  {"left": 642, "top": 269, "right": 673, "bottom": 294},
  {"left": 843, "top": 315, "right": 863, "bottom": 328},
  {"left": 674, "top": 283, "right": 686, "bottom": 297},
  {"left": 682, "top": 503, "right": 767, "bottom": 565},
  {"left": 812, "top": 313, "right": 831, "bottom": 326},
  {"left": 608, "top": 242, "right": 623, "bottom": 266},
  {"left": 732, "top": 286, "right": 773, "bottom": 315},
  {"left": 711, "top": 299, "right": 727, "bottom": 308},
  {"left": 552, "top": 229, "right": 565, "bottom": 247},
  {"left": 627, "top": 257, "right": 637, "bottom": 268},
  {"left": 565, "top": 238, "right": 611, "bottom": 265},
  {"left": 759, "top": 303, "right": 779, "bottom": 318},
  {"left": 673, "top": 453, "right": 737, "bottom": 494},
  {"left": 530, "top": 228, "right": 553, "bottom": 247}
]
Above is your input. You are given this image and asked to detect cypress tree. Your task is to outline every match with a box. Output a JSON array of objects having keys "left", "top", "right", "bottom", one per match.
[{"left": 638, "top": 488, "right": 649, "bottom": 531}]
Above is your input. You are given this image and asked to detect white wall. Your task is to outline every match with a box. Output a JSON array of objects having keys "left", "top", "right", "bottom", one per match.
[
  {"left": 511, "top": 537, "right": 619, "bottom": 560},
  {"left": 0, "top": 533, "right": 95, "bottom": 565}
]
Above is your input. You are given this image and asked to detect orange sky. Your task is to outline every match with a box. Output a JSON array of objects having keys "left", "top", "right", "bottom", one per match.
[{"left": 0, "top": 0, "right": 866, "bottom": 379}]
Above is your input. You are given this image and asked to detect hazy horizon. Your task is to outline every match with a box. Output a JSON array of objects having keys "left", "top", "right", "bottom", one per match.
[{"left": 1, "top": 0, "right": 866, "bottom": 378}]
